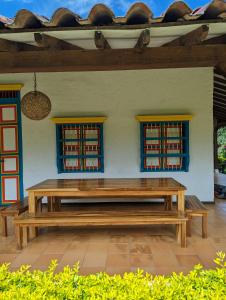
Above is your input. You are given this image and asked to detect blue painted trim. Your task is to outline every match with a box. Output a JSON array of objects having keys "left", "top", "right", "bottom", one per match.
[{"left": 0, "top": 95, "right": 24, "bottom": 205}]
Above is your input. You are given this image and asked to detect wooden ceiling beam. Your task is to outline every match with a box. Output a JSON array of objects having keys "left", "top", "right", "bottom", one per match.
[
  {"left": 94, "top": 31, "right": 111, "bottom": 49},
  {"left": 203, "top": 34, "right": 226, "bottom": 45},
  {"left": 163, "top": 25, "right": 209, "bottom": 47},
  {"left": 0, "top": 44, "right": 226, "bottom": 73},
  {"left": 0, "top": 38, "right": 41, "bottom": 52},
  {"left": 34, "top": 33, "right": 83, "bottom": 50},
  {"left": 134, "top": 29, "right": 150, "bottom": 49}
]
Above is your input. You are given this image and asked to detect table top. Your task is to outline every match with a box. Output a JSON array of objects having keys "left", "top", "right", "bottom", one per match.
[{"left": 27, "top": 178, "right": 186, "bottom": 192}]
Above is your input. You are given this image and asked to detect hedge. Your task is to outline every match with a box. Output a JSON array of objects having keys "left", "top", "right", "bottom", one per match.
[{"left": 0, "top": 252, "right": 225, "bottom": 299}]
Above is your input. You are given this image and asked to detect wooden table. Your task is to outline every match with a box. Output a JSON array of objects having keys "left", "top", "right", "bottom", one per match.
[{"left": 27, "top": 178, "right": 186, "bottom": 215}]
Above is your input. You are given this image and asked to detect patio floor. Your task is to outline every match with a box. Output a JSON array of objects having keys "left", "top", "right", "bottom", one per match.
[{"left": 0, "top": 199, "right": 226, "bottom": 275}]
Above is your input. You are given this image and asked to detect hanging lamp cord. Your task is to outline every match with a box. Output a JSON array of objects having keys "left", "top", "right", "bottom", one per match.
[{"left": 34, "top": 72, "right": 37, "bottom": 94}]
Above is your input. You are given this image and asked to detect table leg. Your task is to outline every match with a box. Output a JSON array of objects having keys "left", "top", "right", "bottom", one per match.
[
  {"left": 28, "top": 191, "right": 37, "bottom": 239},
  {"left": 177, "top": 191, "right": 185, "bottom": 214},
  {"left": 177, "top": 191, "right": 185, "bottom": 244},
  {"left": 1, "top": 216, "right": 7, "bottom": 237}
]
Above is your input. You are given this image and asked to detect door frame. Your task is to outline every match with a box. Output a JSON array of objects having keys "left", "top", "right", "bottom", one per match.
[{"left": 0, "top": 87, "right": 24, "bottom": 205}]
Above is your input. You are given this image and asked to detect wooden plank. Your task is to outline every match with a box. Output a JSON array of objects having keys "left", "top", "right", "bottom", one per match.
[
  {"left": 214, "top": 102, "right": 226, "bottom": 110},
  {"left": 214, "top": 95, "right": 226, "bottom": 103},
  {"left": 204, "top": 34, "right": 226, "bottom": 45},
  {"left": 214, "top": 88, "right": 226, "bottom": 97},
  {"left": 0, "top": 38, "right": 42, "bottom": 52},
  {"left": 134, "top": 29, "right": 150, "bottom": 49},
  {"left": 34, "top": 33, "right": 83, "bottom": 50},
  {"left": 163, "top": 25, "right": 209, "bottom": 47},
  {"left": 215, "top": 82, "right": 226, "bottom": 91},
  {"left": 94, "top": 31, "right": 111, "bottom": 49},
  {"left": 214, "top": 75, "right": 226, "bottom": 86},
  {"left": 0, "top": 44, "right": 226, "bottom": 73}
]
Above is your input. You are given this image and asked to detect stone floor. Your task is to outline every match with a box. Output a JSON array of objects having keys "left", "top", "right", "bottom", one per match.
[{"left": 0, "top": 199, "right": 226, "bottom": 276}]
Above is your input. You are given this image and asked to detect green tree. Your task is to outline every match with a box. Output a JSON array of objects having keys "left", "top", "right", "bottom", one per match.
[{"left": 217, "top": 127, "right": 226, "bottom": 168}]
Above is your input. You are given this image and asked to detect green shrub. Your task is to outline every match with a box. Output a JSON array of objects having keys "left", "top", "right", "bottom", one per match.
[{"left": 0, "top": 252, "right": 225, "bottom": 300}]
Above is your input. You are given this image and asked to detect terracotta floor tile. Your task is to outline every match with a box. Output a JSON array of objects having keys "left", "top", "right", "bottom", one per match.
[
  {"left": 130, "top": 254, "right": 153, "bottom": 268},
  {"left": 106, "top": 267, "right": 131, "bottom": 275},
  {"left": 58, "top": 250, "right": 84, "bottom": 267},
  {"left": 43, "top": 242, "right": 70, "bottom": 254},
  {"left": 106, "top": 254, "right": 130, "bottom": 268},
  {"left": 83, "top": 251, "right": 107, "bottom": 268},
  {"left": 130, "top": 243, "right": 152, "bottom": 254},
  {"left": 108, "top": 243, "right": 129, "bottom": 254},
  {"left": 11, "top": 253, "right": 40, "bottom": 268},
  {"left": 32, "top": 254, "right": 63, "bottom": 269},
  {"left": 0, "top": 254, "right": 17, "bottom": 264},
  {"left": 79, "top": 267, "right": 105, "bottom": 275},
  {"left": 176, "top": 255, "right": 201, "bottom": 267}
]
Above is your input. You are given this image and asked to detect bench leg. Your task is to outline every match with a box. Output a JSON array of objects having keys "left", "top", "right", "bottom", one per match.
[
  {"left": 15, "top": 225, "right": 22, "bottom": 250},
  {"left": 47, "top": 196, "right": 55, "bottom": 212},
  {"left": 22, "top": 227, "right": 28, "bottom": 247},
  {"left": 181, "top": 222, "right": 187, "bottom": 248},
  {"left": 186, "top": 216, "right": 192, "bottom": 237},
  {"left": 1, "top": 216, "right": 7, "bottom": 237},
  {"left": 54, "top": 198, "right": 61, "bottom": 212},
  {"left": 164, "top": 196, "right": 173, "bottom": 211},
  {"left": 176, "top": 224, "right": 180, "bottom": 242},
  {"left": 202, "top": 214, "right": 208, "bottom": 239}
]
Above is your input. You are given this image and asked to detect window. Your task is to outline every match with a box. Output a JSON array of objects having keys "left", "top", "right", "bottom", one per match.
[
  {"left": 137, "top": 116, "right": 191, "bottom": 172},
  {"left": 53, "top": 117, "right": 106, "bottom": 173}
]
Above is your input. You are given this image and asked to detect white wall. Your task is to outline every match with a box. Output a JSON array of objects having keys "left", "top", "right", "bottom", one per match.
[{"left": 0, "top": 68, "right": 214, "bottom": 201}]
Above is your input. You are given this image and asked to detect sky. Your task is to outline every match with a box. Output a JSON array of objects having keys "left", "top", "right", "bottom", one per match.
[{"left": 0, "top": 0, "right": 209, "bottom": 19}]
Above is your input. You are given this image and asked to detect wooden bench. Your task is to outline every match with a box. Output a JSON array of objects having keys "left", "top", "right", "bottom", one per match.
[
  {"left": 0, "top": 197, "right": 43, "bottom": 237},
  {"left": 15, "top": 210, "right": 188, "bottom": 249},
  {"left": 164, "top": 195, "right": 208, "bottom": 238},
  {"left": 185, "top": 195, "right": 208, "bottom": 238}
]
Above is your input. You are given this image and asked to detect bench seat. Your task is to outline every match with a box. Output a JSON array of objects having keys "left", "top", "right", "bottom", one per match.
[
  {"left": 164, "top": 195, "right": 208, "bottom": 238},
  {"left": 0, "top": 197, "right": 43, "bottom": 237},
  {"left": 185, "top": 195, "right": 208, "bottom": 238},
  {"left": 15, "top": 210, "right": 187, "bottom": 249}
]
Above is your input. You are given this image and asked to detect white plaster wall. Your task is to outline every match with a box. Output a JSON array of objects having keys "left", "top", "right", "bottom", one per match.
[{"left": 0, "top": 68, "right": 214, "bottom": 201}]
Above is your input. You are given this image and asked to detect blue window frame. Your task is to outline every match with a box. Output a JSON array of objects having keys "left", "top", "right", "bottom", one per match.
[
  {"left": 140, "top": 121, "right": 189, "bottom": 172},
  {"left": 56, "top": 123, "right": 104, "bottom": 173}
]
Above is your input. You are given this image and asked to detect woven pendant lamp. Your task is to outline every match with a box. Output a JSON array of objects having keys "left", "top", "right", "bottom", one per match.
[{"left": 21, "top": 73, "right": 51, "bottom": 120}]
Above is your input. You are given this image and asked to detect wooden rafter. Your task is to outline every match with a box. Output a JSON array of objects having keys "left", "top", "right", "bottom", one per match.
[
  {"left": 215, "top": 82, "right": 226, "bottom": 91},
  {"left": 163, "top": 25, "right": 209, "bottom": 47},
  {"left": 134, "top": 29, "right": 150, "bottom": 49},
  {"left": 213, "top": 96, "right": 226, "bottom": 104},
  {"left": 214, "top": 88, "right": 226, "bottom": 97},
  {"left": 214, "top": 102, "right": 226, "bottom": 109},
  {"left": 94, "top": 31, "right": 111, "bottom": 49},
  {"left": 34, "top": 33, "right": 83, "bottom": 50},
  {"left": 213, "top": 93, "right": 226, "bottom": 102},
  {"left": 0, "top": 44, "right": 226, "bottom": 73},
  {"left": 0, "top": 38, "right": 41, "bottom": 52},
  {"left": 214, "top": 76, "right": 226, "bottom": 86}
]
